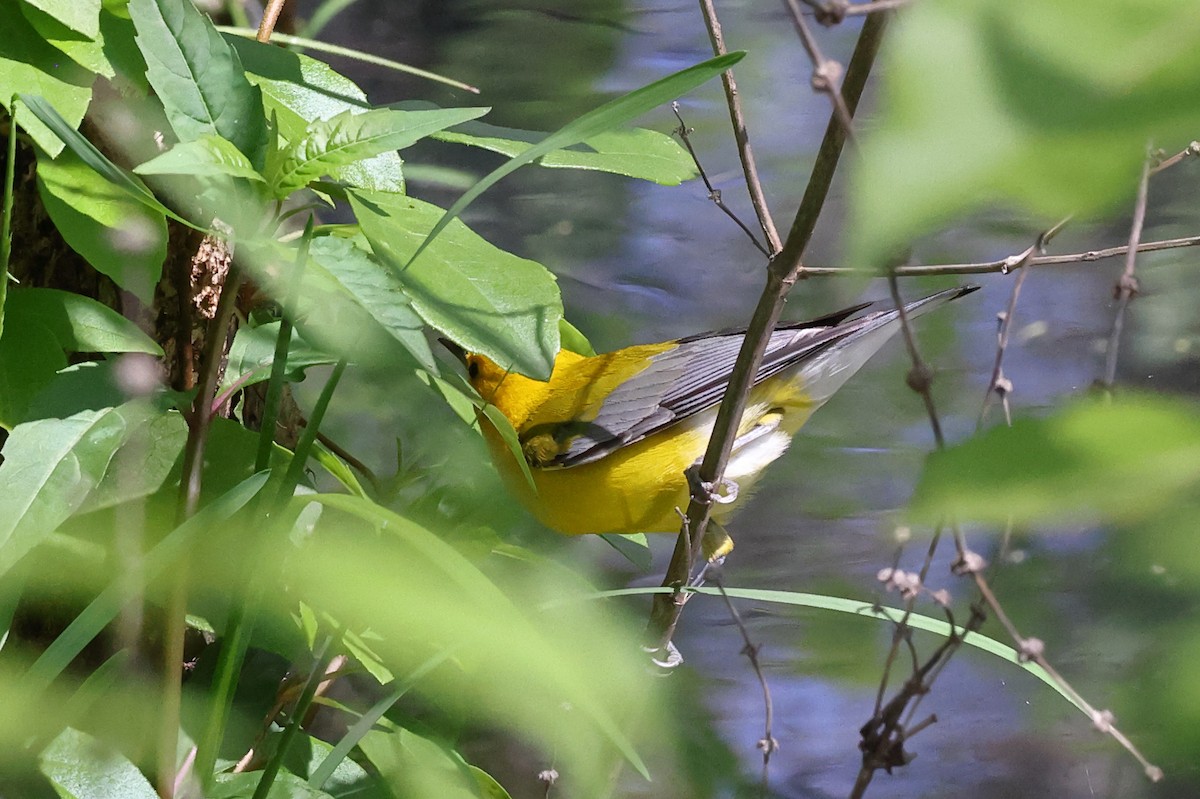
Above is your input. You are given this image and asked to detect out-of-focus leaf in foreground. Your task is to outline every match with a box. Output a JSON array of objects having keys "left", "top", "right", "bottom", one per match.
[
  {"left": 852, "top": 0, "right": 1200, "bottom": 265},
  {"left": 285, "top": 494, "right": 665, "bottom": 790},
  {"left": 909, "top": 394, "right": 1200, "bottom": 527}
]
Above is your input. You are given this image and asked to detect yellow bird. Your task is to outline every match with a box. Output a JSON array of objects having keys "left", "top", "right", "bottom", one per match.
[{"left": 454, "top": 286, "right": 976, "bottom": 556}]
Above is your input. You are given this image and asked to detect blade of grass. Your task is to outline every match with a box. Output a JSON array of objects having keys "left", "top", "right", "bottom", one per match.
[
  {"left": 1, "top": 95, "right": 16, "bottom": 340},
  {"left": 589, "top": 586, "right": 1083, "bottom": 712},
  {"left": 216, "top": 27, "right": 479, "bottom": 95},
  {"left": 19, "top": 472, "right": 269, "bottom": 698},
  {"left": 403, "top": 51, "right": 745, "bottom": 270}
]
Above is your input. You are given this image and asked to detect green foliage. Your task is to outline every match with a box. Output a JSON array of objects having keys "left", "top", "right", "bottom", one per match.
[
  {"left": 910, "top": 394, "right": 1200, "bottom": 527},
  {"left": 36, "top": 148, "right": 169, "bottom": 300},
  {"left": 39, "top": 727, "right": 158, "bottom": 799},
  {"left": 852, "top": 0, "right": 1200, "bottom": 264},
  {"left": 128, "top": 0, "right": 267, "bottom": 164},
  {"left": 0, "top": 0, "right": 743, "bottom": 794},
  {"left": 0, "top": 2, "right": 93, "bottom": 156}
]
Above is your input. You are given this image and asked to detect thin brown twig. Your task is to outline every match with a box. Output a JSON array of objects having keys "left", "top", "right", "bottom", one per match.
[
  {"left": 712, "top": 570, "right": 777, "bottom": 792},
  {"left": 1102, "top": 154, "right": 1152, "bottom": 389},
  {"left": 256, "top": 0, "right": 287, "bottom": 43},
  {"left": 802, "top": 233, "right": 1200, "bottom": 275},
  {"left": 782, "top": 0, "right": 857, "bottom": 142},
  {"left": 697, "top": 0, "right": 783, "bottom": 254},
  {"left": 977, "top": 217, "right": 1071, "bottom": 428},
  {"left": 671, "top": 103, "right": 770, "bottom": 257},
  {"left": 644, "top": 10, "right": 889, "bottom": 653},
  {"left": 1149, "top": 140, "right": 1200, "bottom": 176}
]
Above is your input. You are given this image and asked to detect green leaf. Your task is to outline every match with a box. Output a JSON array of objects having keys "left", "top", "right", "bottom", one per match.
[
  {"left": 349, "top": 191, "right": 561, "bottom": 379},
  {"left": 852, "top": 0, "right": 1200, "bottom": 265},
  {"left": 558, "top": 317, "right": 595, "bottom": 357},
  {"left": 436, "top": 122, "right": 696, "bottom": 186},
  {"left": 358, "top": 724, "right": 480, "bottom": 799},
  {"left": 19, "top": 0, "right": 112, "bottom": 79},
  {"left": 134, "top": 133, "right": 265, "bottom": 181},
  {"left": 24, "top": 361, "right": 127, "bottom": 423},
  {"left": 4, "top": 288, "right": 162, "bottom": 355},
  {"left": 212, "top": 771, "right": 336, "bottom": 799},
  {"left": 296, "top": 235, "right": 436, "bottom": 371},
  {"left": 20, "top": 93, "right": 194, "bottom": 228},
  {"left": 22, "top": 471, "right": 269, "bottom": 695},
  {"left": 406, "top": 50, "right": 744, "bottom": 267},
  {"left": 220, "top": 321, "right": 336, "bottom": 396},
  {"left": 0, "top": 315, "right": 67, "bottom": 428},
  {"left": 0, "top": 401, "right": 185, "bottom": 580},
  {"left": 295, "top": 493, "right": 658, "bottom": 786},
  {"left": 35, "top": 147, "right": 167, "bottom": 301},
  {"left": 0, "top": 5, "right": 94, "bottom": 156},
  {"left": 270, "top": 106, "right": 489, "bottom": 197},
  {"left": 599, "top": 533, "right": 651, "bottom": 570},
  {"left": 226, "top": 35, "right": 404, "bottom": 193},
  {"left": 22, "top": 0, "right": 101, "bottom": 39},
  {"left": 909, "top": 394, "right": 1200, "bottom": 527},
  {"left": 128, "top": 0, "right": 266, "bottom": 164},
  {"left": 40, "top": 727, "right": 158, "bottom": 799}
]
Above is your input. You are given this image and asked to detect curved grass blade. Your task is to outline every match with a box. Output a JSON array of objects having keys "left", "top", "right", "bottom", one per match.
[
  {"left": 404, "top": 51, "right": 745, "bottom": 270},
  {"left": 216, "top": 26, "right": 479, "bottom": 94}
]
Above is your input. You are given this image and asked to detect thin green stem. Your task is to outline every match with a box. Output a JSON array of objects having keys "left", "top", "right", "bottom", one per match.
[
  {"left": 1, "top": 96, "right": 18, "bottom": 339},
  {"left": 251, "top": 632, "right": 338, "bottom": 799}
]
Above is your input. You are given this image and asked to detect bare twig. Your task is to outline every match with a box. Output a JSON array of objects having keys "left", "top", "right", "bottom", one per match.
[
  {"left": 798, "top": 0, "right": 913, "bottom": 25},
  {"left": 671, "top": 104, "right": 770, "bottom": 257},
  {"left": 977, "top": 217, "right": 1071, "bottom": 428},
  {"left": 887, "top": 272, "right": 944, "bottom": 447},
  {"left": 712, "top": 569, "right": 777, "bottom": 792},
  {"left": 1149, "top": 140, "right": 1200, "bottom": 176},
  {"left": 644, "top": 11, "right": 890, "bottom": 654},
  {"left": 797, "top": 234, "right": 1200, "bottom": 276},
  {"left": 1102, "top": 155, "right": 1152, "bottom": 389},
  {"left": 782, "top": 0, "right": 857, "bottom": 142},
  {"left": 257, "top": 0, "right": 287, "bottom": 42},
  {"left": 697, "top": 0, "right": 783, "bottom": 254}
]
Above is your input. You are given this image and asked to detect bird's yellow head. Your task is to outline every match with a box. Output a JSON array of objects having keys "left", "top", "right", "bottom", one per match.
[{"left": 461, "top": 352, "right": 510, "bottom": 400}]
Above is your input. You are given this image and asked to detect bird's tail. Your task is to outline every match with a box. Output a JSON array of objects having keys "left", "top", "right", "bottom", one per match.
[{"left": 798, "top": 285, "right": 978, "bottom": 404}]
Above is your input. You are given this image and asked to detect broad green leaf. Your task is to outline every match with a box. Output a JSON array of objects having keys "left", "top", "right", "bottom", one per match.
[
  {"left": 220, "top": 321, "right": 337, "bottom": 396},
  {"left": 24, "top": 362, "right": 122, "bottom": 423},
  {"left": 358, "top": 724, "right": 480, "bottom": 799},
  {"left": 270, "top": 106, "right": 489, "bottom": 197},
  {"left": 128, "top": 0, "right": 266, "bottom": 164},
  {"left": 36, "top": 147, "right": 168, "bottom": 301},
  {"left": 22, "top": 0, "right": 101, "bottom": 38},
  {"left": 40, "top": 727, "right": 158, "bottom": 799},
  {"left": 435, "top": 122, "right": 696, "bottom": 185},
  {"left": 4, "top": 288, "right": 162, "bottom": 355},
  {"left": 407, "top": 51, "right": 744, "bottom": 267},
  {"left": 226, "top": 35, "right": 404, "bottom": 192},
  {"left": 134, "top": 133, "right": 265, "bottom": 181},
  {"left": 19, "top": 0, "right": 112, "bottom": 78},
  {"left": 349, "top": 191, "right": 561, "bottom": 379},
  {"left": 293, "top": 494, "right": 656, "bottom": 785},
  {"left": 909, "top": 394, "right": 1200, "bottom": 527},
  {"left": 294, "top": 235, "right": 435, "bottom": 371},
  {"left": 22, "top": 471, "right": 269, "bottom": 695},
  {"left": 0, "top": 315, "right": 67, "bottom": 428},
  {"left": 852, "top": 0, "right": 1200, "bottom": 265},
  {"left": 20, "top": 93, "right": 193, "bottom": 228},
  {"left": 213, "top": 771, "right": 336, "bottom": 799},
  {"left": 0, "top": 401, "right": 183, "bottom": 579},
  {"left": 469, "top": 767, "right": 513, "bottom": 799},
  {"left": 1, "top": 6, "right": 94, "bottom": 156}
]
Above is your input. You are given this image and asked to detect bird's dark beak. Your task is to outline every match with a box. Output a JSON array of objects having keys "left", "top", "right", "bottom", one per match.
[{"left": 438, "top": 337, "right": 468, "bottom": 365}]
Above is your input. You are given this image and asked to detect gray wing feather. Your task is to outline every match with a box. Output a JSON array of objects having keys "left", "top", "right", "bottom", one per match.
[{"left": 548, "top": 286, "right": 976, "bottom": 467}]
